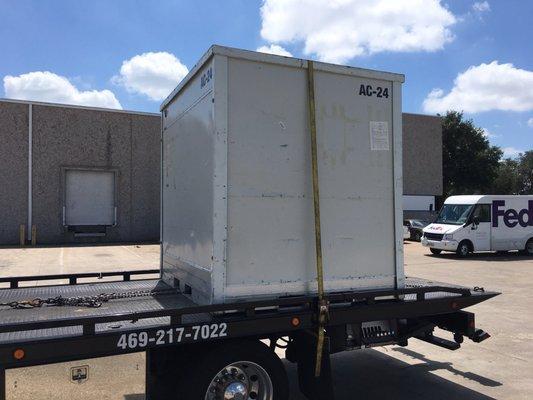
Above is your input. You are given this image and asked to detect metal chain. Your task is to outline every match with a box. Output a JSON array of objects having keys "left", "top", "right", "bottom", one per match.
[{"left": 0, "top": 288, "right": 178, "bottom": 310}]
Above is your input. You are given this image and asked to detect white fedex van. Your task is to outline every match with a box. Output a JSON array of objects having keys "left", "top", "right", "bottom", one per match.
[{"left": 422, "top": 195, "right": 533, "bottom": 257}]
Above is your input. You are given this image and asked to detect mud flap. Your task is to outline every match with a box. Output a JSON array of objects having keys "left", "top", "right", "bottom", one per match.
[
  {"left": 145, "top": 347, "right": 180, "bottom": 400},
  {"left": 0, "top": 367, "right": 5, "bottom": 400},
  {"left": 292, "top": 331, "right": 335, "bottom": 400}
]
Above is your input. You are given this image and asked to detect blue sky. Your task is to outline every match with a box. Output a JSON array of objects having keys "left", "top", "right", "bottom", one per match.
[{"left": 1, "top": 0, "right": 532, "bottom": 156}]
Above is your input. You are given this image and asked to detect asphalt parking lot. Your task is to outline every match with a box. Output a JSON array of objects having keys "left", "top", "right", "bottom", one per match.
[
  {"left": 1, "top": 242, "right": 531, "bottom": 399},
  {"left": 0, "top": 244, "right": 160, "bottom": 281}
]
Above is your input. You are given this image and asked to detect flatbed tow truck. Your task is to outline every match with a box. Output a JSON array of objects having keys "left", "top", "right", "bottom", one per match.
[
  {"left": 0, "top": 269, "right": 497, "bottom": 399},
  {"left": 0, "top": 47, "right": 500, "bottom": 400}
]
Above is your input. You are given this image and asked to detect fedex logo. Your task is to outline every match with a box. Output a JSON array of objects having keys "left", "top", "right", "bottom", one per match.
[{"left": 492, "top": 200, "right": 533, "bottom": 228}]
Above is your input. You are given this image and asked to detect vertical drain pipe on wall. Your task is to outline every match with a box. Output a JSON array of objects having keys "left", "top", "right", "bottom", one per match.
[{"left": 27, "top": 103, "right": 33, "bottom": 242}]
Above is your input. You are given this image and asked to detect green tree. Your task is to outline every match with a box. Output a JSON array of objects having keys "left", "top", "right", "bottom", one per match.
[
  {"left": 491, "top": 158, "right": 520, "bottom": 194},
  {"left": 441, "top": 111, "right": 502, "bottom": 199},
  {"left": 517, "top": 150, "right": 533, "bottom": 194}
]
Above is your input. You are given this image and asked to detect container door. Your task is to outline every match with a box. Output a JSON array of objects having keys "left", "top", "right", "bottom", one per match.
[
  {"left": 314, "top": 70, "right": 398, "bottom": 289},
  {"left": 64, "top": 169, "right": 116, "bottom": 226}
]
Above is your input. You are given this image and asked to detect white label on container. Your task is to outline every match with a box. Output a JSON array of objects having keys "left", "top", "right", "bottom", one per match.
[{"left": 370, "top": 121, "right": 389, "bottom": 151}]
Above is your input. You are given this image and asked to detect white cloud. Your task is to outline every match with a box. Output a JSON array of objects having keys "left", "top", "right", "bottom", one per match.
[
  {"left": 113, "top": 52, "right": 188, "bottom": 101},
  {"left": 260, "top": 0, "right": 456, "bottom": 63},
  {"left": 528, "top": 118, "right": 533, "bottom": 128},
  {"left": 502, "top": 147, "right": 523, "bottom": 158},
  {"left": 257, "top": 44, "right": 293, "bottom": 57},
  {"left": 482, "top": 127, "right": 499, "bottom": 139},
  {"left": 472, "top": 1, "right": 490, "bottom": 12},
  {"left": 423, "top": 61, "right": 533, "bottom": 114},
  {"left": 3, "top": 71, "right": 121, "bottom": 109}
]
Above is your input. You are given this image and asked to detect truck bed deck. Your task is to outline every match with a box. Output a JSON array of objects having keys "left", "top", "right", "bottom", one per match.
[
  {"left": 0, "top": 279, "right": 202, "bottom": 344},
  {"left": 0, "top": 272, "right": 497, "bottom": 369}
]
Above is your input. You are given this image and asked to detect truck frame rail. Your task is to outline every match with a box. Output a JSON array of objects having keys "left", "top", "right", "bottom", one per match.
[{"left": 0, "top": 271, "right": 498, "bottom": 400}]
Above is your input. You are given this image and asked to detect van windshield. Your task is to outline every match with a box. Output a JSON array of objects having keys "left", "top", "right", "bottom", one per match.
[{"left": 435, "top": 204, "right": 474, "bottom": 225}]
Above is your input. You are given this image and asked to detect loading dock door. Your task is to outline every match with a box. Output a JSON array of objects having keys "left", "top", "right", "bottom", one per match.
[{"left": 65, "top": 169, "right": 116, "bottom": 226}]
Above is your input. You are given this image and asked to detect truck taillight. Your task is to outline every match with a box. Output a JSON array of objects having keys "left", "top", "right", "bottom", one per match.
[{"left": 13, "top": 348, "right": 25, "bottom": 360}]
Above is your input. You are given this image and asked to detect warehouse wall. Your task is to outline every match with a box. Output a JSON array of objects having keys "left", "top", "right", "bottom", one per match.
[
  {"left": 0, "top": 100, "right": 160, "bottom": 245},
  {"left": 130, "top": 114, "right": 161, "bottom": 241},
  {"left": 0, "top": 102, "right": 28, "bottom": 245},
  {"left": 402, "top": 113, "right": 443, "bottom": 196},
  {"left": 0, "top": 99, "right": 442, "bottom": 245}
]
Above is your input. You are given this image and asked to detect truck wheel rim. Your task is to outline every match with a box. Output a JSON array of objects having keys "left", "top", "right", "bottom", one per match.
[
  {"left": 205, "top": 361, "right": 273, "bottom": 400},
  {"left": 527, "top": 241, "right": 533, "bottom": 254},
  {"left": 460, "top": 245, "right": 468, "bottom": 256}
]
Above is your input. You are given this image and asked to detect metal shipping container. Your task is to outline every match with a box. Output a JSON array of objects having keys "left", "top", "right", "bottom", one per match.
[{"left": 160, "top": 46, "right": 405, "bottom": 305}]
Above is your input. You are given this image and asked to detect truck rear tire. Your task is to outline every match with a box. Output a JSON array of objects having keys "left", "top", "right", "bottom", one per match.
[
  {"left": 456, "top": 241, "right": 471, "bottom": 258},
  {"left": 176, "top": 340, "right": 289, "bottom": 400},
  {"left": 430, "top": 248, "right": 442, "bottom": 255},
  {"left": 525, "top": 239, "right": 533, "bottom": 256}
]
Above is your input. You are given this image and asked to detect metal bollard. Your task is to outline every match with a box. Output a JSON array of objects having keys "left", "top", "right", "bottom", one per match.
[
  {"left": 19, "top": 224, "right": 25, "bottom": 246},
  {"left": 31, "top": 225, "right": 37, "bottom": 246}
]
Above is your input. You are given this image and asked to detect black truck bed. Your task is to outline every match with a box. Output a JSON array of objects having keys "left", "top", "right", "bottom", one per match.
[{"left": 0, "top": 274, "right": 497, "bottom": 369}]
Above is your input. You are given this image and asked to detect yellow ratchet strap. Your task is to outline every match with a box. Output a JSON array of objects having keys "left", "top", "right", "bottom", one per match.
[{"left": 306, "top": 60, "right": 329, "bottom": 377}]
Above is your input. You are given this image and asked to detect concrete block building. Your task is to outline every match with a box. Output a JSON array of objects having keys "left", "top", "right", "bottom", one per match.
[
  {"left": 402, "top": 113, "right": 443, "bottom": 219},
  {"left": 0, "top": 99, "right": 441, "bottom": 245},
  {"left": 0, "top": 99, "right": 160, "bottom": 245}
]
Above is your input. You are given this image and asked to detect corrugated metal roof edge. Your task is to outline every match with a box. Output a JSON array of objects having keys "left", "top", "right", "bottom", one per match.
[
  {"left": 402, "top": 112, "right": 442, "bottom": 119},
  {"left": 0, "top": 98, "right": 160, "bottom": 117}
]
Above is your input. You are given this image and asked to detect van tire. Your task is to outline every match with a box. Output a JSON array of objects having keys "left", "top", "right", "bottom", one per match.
[
  {"left": 456, "top": 241, "right": 471, "bottom": 258},
  {"left": 525, "top": 239, "right": 533, "bottom": 256},
  {"left": 430, "top": 248, "right": 442, "bottom": 255}
]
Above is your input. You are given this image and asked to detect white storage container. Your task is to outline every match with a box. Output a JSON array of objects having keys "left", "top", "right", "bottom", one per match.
[{"left": 160, "top": 45, "right": 405, "bottom": 305}]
